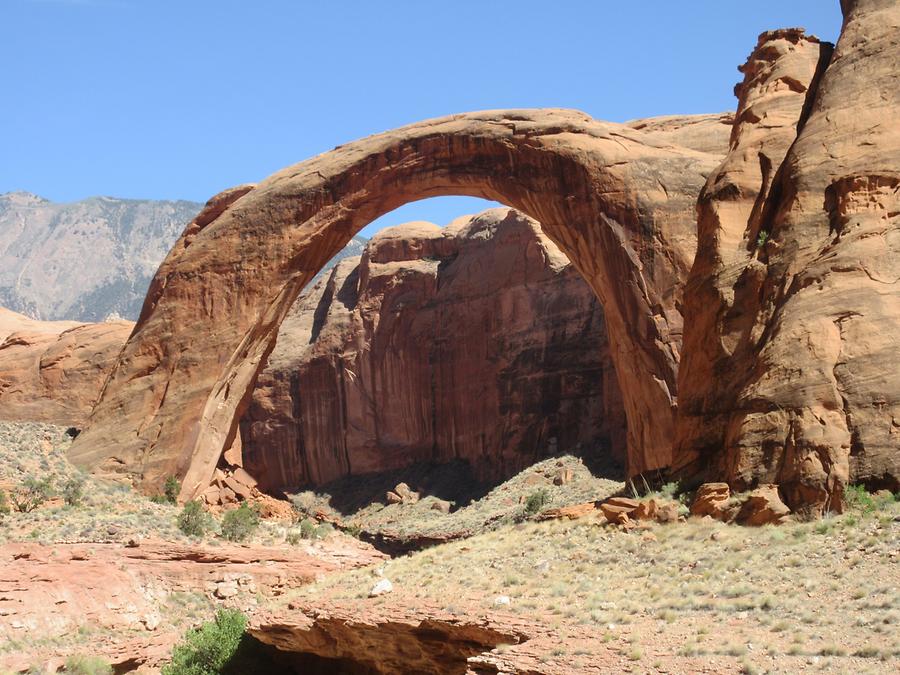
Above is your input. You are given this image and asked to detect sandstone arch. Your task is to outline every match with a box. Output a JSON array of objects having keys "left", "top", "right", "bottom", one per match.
[{"left": 68, "top": 109, "right": 724, "bottom": 499}]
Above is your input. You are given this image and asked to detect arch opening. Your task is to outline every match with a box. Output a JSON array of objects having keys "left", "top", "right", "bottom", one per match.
[
  {"left": 235, "top": 204, "right": 629, "bottom": 503},
  {"left": 67, "top": 109, "right": 722, "bottom": 500}
]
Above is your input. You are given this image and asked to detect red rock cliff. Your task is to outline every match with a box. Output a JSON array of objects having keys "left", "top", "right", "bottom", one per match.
[{"left": 238, "top": 209, "right": 626, "bottom": 493}]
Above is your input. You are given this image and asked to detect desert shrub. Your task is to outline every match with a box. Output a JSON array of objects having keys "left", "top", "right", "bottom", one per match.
[
  {"left": 524, "top": 488, "right": 551, "bottom": 516},
  {"left": 161, "top": 609, "right": 247, "bottom": 675},
  {"left": 845, "top": 484, "right": 876, "bottom": 513},
  {"left": 0, "top": 488, "right": 9, "bottom": 518},
  {"left": 299, "top": 517, "right": 318, "bottom": 539},
  {"left": 150, "top": 494, "right": 170, "bottom": 505},
  {"left": 285, "top": 529, "right": 302, "bottom": 545},
  {"left": 177, "top": 501, "right": 213, "bottom": 538},
  {"left": 64, "top": 654, "right": 113, "bottom": 675},
  {"left": 13, "top": 477, "right": 54, "bottom": 513},
  {"left": 315, "top": 522, "right": 334, "bottom": 539},
  {"left": 290, "top": 490, "right": 321, "bottom": 519},
  {"left": 220, "top": 502, "right": 259, "bottom": 542},
  {"left": 63, "top": 476, "right": 86, "bottom": 507},
  {"left": 164, "top": 476, "right": 181, "bottom": 504}
]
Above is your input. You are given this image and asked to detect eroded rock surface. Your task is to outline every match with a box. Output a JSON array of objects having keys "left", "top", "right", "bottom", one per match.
[
  {"left": 239, "top": 209, "right": 627, "bottom": 493},
  {"left": 0, "top": 307, "right": 132, "bottom": 425},
  {"left": 0, "top": 538, "right": 385, "bottom": 672},
  {"left": 674, "top": 0, "right": 900, "bottom": 510}
]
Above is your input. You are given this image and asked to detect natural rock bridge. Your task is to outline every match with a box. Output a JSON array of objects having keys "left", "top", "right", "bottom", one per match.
[{"left": 69, "top": 0, "right": 899, "bottom": 512}]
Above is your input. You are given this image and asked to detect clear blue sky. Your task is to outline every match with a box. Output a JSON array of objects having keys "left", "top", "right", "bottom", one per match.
[{"left": 3, "top": 0, "right": 842, "bottom": 237}]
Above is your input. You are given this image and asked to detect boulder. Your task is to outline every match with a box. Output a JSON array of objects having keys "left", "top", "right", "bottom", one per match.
[
  {"left": 690, "top": 483, "right": 733, "bottom": 521},
  {"left": 600, "top": 497, "right": 640, "bottom": 524},
  {"left": 430, "top": 499, "right": 452, "bottom": 514},
  {"left": 654, "top": 501, "right": 681, "bottom": 524},
  {"left": 633, "top": 499, "right": 658, "bottom": 521},
  {"left": 369, "top": 578, "right": 393, "bottom": 597},
  {"left": 537, "top": 502, "right": 597, "bottom": 521},
  {"left": 736, "top": 485, "right": 791, "bottom": 526},
  {"left": 553, "top": 468, "right": 575, "bottom": 486}
]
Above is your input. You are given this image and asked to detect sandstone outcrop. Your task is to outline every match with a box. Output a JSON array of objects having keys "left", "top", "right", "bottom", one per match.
[
  {"left": 0, "top": 307, "right": 132, "bottom": 426},
  {"left": 0, "top": 538, "right": 385, "bottom": 672},
  {"left": 69, "top": 109, "right": 726, "bottom": 500},
  {"left": 674, "top": 0, "right": 900, "bottom": 512},
  {"left": 250, "top": 601, "right": 528, "bottom": 675},
  {"left": 239, "top": 209, "right": 626, "bottom": 493}
]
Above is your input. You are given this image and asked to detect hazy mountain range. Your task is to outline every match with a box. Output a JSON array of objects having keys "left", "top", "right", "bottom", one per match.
[{"left": 0, "top": 191, "right": 366, "bottom": 322}]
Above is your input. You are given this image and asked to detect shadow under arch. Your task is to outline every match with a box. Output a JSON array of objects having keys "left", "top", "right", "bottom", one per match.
[{"left": 68, "top": 108, "right": 721, "bottom": 500}]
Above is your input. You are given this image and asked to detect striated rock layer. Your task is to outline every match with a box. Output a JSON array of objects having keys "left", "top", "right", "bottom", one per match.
[
  {"left": 239, "top": 209, "right": 626, "bottom": 493},
  {"left": 674, "top": 0, "right": 900, "bottom": 511}
]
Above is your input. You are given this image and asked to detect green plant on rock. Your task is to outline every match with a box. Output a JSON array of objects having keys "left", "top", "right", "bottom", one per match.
[
  {"left": 524, "top": 488, "right": 551, "bottom": 516},
  {"left": 220, "top": 502, "right": 260, "bottom": 542},
  {"left": 756, "top": 230, "right": 769, "bottom": 248},
  {"left": 844, "top": 484, "right": 896, "bottom": 514},
  {"left": 12, "top": 476, "right": 55, "bottom": 513},
  {"left": 63, "top": 475, "right": 86, "bottom": 507},
  {"left": 177, "top": 500, "right": 213, "bottom": 538},
  {"left": 164, "top": 476, "right": 181, "bottom": 505},
  {"left": 64, "top": 655, "right": 113, "bottom": 675},
  {"left": 0, "top": 487, "right": 9, "bottom": 519},
  {"left": 161, "top": 609, "right": 247, "bottom": 675}
]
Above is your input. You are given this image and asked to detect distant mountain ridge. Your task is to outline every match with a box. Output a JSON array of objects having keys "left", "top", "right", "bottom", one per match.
[{"left": 0, "top": 192, "right": 366, "bottom": 322}]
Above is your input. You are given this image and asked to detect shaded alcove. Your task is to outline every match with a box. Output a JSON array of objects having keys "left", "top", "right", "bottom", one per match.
[{"left": 232, "top": 201, "right": 629, "bottom": 506}]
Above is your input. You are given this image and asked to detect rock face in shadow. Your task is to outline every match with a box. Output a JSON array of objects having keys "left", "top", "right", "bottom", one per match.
[
  {"left": 0, "top": 307, "right": 132, "bottom": 426},
  {"left": 239, "top": 209, "right": 626, "bottom": 493},
  {"left": 674, "top": 0, "right": 900, "bottom": 510}
]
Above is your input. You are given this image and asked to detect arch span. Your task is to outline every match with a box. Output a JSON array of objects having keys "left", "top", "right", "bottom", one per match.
[{"left": 68, "top": 109, "right": 722, "bottom": 499}]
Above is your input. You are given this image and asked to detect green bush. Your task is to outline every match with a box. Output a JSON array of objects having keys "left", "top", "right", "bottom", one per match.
[
  {"left": 220, "top": 502, "right": 260, "bottom": 542},
  {"left": 524, "top": 488, "right": 551, "bottom": 516},
  {"left": 315, "top": 522, "right": 334, "bottom": 539},
  {"left": 844, "top": 484, "right": 897, "bottom": 513},
  {"left": 299, "top": 517, "right": 318, "bottom": 539},
  {"left": 13, "top": 477, "right": 55, "bottom": 513},
  {"left": 164, "top": 476, "right": 181, "bottom": 505},
  {"left": 64, "top": 655, "right": 113, "bottom": 675},
  {"left": 63, "top": 476, "right": 86, "bottom": 507},
  {"left": 177, "top": 501, "right": 213, "bottom": 538},
  {"left": 0, "top": 488, "right": 9, "bottom": 518},
  {"left": 162, "top": 609, "right": 247, "bottom": 675}
]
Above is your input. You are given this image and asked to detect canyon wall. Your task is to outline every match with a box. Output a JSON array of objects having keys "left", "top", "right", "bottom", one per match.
[
  {"left": 673, "top": 0, "right": 900, "bottom": 510},
  {"left": 239, "top": 209, "right": 626, "bottom": 493}
]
